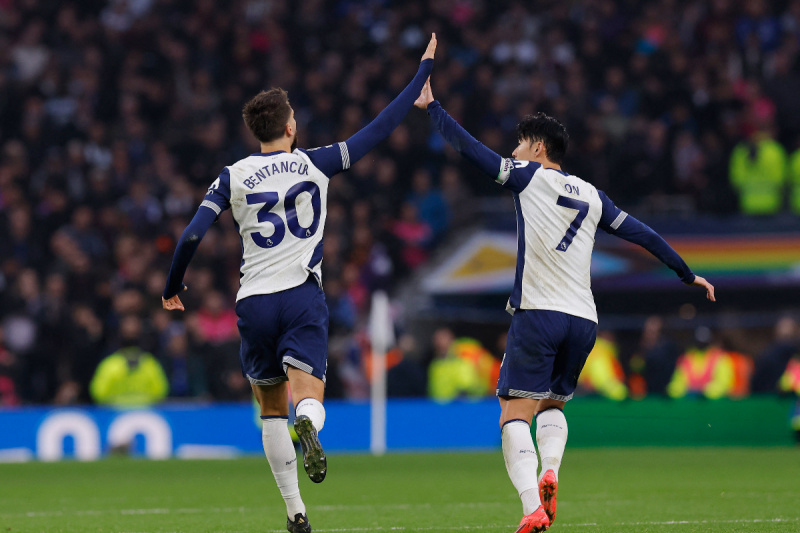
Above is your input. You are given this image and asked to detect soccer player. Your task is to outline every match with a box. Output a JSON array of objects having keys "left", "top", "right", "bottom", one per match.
[
  {"left": 161, "top": 35, "right": 436, "bottom": 533},
  {"left": 414, "top": 78, "right": 715, "bottom": 533}
]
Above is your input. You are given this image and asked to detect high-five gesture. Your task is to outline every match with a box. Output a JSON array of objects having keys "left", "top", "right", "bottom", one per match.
[
  {"left": 415, "top": 77, "right": 434, "bottom": 109},
  {"left": 421, "top": 33, "right": 437, "bottom": 62}
]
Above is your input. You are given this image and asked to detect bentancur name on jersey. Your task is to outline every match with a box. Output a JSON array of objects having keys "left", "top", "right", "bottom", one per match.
[{"left": 242, "top": 160, "right": 310, "bottom": 190}]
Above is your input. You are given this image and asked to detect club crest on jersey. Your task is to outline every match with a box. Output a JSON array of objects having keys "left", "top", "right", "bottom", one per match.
[{"left": 206, "top": 177, "right": 221, "bottom": 195}]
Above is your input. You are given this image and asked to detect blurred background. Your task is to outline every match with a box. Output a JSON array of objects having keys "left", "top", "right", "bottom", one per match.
[{"left": 1, "top": 0, "right": 800, "bottom": 457}]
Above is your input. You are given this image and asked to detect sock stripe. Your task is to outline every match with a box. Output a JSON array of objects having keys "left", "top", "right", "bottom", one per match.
[
  {"left": 260, "top": 415, "right": 289, "bottom": 420},
  {"left": 535, "top": 406, "right": 563, "bottom": 419},
  {"left": 502, "top": 418, "right": 530, "bottom": 428}
]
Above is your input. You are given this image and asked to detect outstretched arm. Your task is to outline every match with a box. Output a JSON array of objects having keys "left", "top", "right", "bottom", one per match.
[
  {"left": 598, "top": 191, "right": 715, "bottom": 301},
  {"left": 418, "top": 79, "right": 537, "bottom": 193},
  {"left": 304, "top": 34, "right": 436, "bottom": 177},
  {"left": 162, "top": 206, "right": 217, "bottom": 309},
  {"left": 162, "top": 170, "right": 232, "bottom": 309}
]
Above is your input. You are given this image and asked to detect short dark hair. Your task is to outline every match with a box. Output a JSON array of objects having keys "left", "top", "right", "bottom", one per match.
[
  {"left": 516, "top": 112, "right": 569, "bottom": 164},
  {"left": 242, "top": 88, "right": 291, "bottom": 143}
]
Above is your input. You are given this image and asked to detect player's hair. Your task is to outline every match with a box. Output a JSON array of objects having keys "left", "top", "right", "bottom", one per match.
[
  {"left": 242, "top": 88, "right": 291, "bottom": 143},
  {"left": 516, "top": 112, "right": 569, "bottom": 164}
]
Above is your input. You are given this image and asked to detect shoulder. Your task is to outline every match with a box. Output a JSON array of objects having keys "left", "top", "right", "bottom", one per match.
[{"left": 498, "top": 159, "right": 541, "bottom": 192}]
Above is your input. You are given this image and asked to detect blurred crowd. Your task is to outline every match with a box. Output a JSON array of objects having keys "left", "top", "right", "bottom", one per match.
[
  {"left": 423, "top": 315, "right": 800, "bottom": 409},
  {"left": 2, "top": 0, "right": 800, "bottom": 406}
]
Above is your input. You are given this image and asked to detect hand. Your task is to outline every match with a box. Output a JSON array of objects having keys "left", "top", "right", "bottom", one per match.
[
  {"left": 162, "top": 286, "right": 187, "bottom": 311},
  {"left": 421, "top": 32, "right": 437, "bottom": 62},
  {"left": 414, "top": 77, "right": 434, "bottom": 109},
  {"left": 691, "top": 275, "right": 715, "bottom": 302}
]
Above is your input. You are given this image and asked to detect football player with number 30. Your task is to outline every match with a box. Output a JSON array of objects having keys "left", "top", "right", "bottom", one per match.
[
  {"left": 162, "top": 34, "right": 437, "bottom": 533},
  {"left": 414, "top": 73, "right": 714, "bottom": 533}
]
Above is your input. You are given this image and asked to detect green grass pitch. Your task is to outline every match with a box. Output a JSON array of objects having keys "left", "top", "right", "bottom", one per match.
[{"left": 1, "top": 447, "right": 799, "bottom": 532}]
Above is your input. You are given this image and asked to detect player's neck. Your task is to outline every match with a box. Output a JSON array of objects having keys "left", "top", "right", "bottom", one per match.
[
  {"left": 259, "top": 140, "right": 292, "bottom": 154},
  {"left": 534, "top": 156, "right": 561, "bottom": 171}
]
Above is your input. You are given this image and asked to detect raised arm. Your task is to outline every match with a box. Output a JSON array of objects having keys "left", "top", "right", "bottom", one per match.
[
  {"left": 423, "top": 92, "right": 502, "bottom": 179},
  {"left": 597, "top": 190, "right": 715, "bottom": 301},
  {"left": 417, "top": 80, "right": 537, "bottom": 193},
  {"left": 304, "top": 34, "right": 436, "bottom": 177}
]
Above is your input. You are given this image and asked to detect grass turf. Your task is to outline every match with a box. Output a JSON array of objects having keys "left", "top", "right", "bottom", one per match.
[{"left": 0, "top": 447, "right": 799, "bottom": 532}]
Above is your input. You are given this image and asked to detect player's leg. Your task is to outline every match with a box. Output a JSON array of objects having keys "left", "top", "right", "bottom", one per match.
[
  {"left": 534, "top": 399, "right": 566, "bottom": 525},
  {"left": 253, "top": 382, "right": 308, "bottom": 528},
  {"left": 237, "top": 294, "right": 311, "bottom": 533},
  {"left": 536, "top": 315, "right": 597, "bottom": 525},
  {"left": 497, "top": 311, "right": 567, "bottom": 532},
  {"left": 278, "top": 276, "right": 330, "bottom": 484},
  {"left": 287, "top": 367, "right": 327, "bottom": 483}
]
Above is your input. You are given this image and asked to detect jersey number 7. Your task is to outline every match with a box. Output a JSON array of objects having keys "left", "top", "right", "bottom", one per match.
[
  {"left": 555, "top": 195, "right": 589, "bottom": 252},
  {"left": 245, "top": 181, "right": 321, "bottom": 249}
]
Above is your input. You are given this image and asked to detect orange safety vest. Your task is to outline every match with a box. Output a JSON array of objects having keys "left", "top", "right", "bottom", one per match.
[{"left": 679, "top": 347, "right": 723, "bottom": 391}]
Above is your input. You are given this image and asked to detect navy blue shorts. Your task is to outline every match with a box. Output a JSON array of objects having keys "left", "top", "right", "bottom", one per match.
[
  {"left": 496, "top": 310, "right": 597, "bottom": 402},
  {"left": 235, "top": 276, "right": 328, "bottom": 386}
]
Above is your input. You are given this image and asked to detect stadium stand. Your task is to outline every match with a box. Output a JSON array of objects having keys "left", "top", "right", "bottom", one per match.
[{"left": 1, "top": 0, "right": 800, "bottom": 404}]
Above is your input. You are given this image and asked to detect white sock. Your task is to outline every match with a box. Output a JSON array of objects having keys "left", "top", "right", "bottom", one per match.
[
  {"left": 262, "top": 417, "right": 305, "bottom": 517},
  {"left": 536, "top": 408, "right": 568, "bottom": 481},
  {"left": 295, "top": 398, "right": 325, "bottom": 431},
  {"left": 502, "top": 420, "right": 541, "bottom": 515}
]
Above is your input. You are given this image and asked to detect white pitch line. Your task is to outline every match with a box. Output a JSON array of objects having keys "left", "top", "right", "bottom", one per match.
[
  {"left": 264, "top": 517, "right": 800, "bottom": 532},
  {"left": 7, "top": 505, "right": 800, "bottom": 531}
]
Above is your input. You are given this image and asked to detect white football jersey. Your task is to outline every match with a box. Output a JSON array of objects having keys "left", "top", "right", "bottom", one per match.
[
  {"left": 497, "top": 161, "right": 627, "bottom": 323},
  {"left": 202, "top": 148, "right": 346, "bottom": 301}
]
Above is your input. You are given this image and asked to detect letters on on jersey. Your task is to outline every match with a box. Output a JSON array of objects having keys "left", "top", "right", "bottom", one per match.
[
  {"left": 201, "top": 150, "right": 329, "bottom": 301},
  {"left": 243, "top": 161, "right": 309, "bottom": 190}
]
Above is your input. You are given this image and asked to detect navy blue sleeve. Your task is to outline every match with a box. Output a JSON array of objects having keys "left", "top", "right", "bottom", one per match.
[
  {"left": 162, "top": 205, "right": 218, "bottom": 299},
  {"left": 597, "top": 190, "right": 628, "bottom": 233},
  {"left": 606, "top": 212, "right": 696, "bottom": 284},
  {"left": 427, "top": 100, "right": 539, "bottom": 193},
  {"left": 299, "top": 145, "right": 344, "bottom": 179},
  {"left": 304, "top": 59, "right": 434, "bottom": 178}
]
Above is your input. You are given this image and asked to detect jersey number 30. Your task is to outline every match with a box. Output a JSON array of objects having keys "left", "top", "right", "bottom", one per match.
[
  {"left": 245, "top": 181, "right": 321, "bottom": 248},
  {"left": 555, "top": 196, "right": 589, "bottom": 252}
]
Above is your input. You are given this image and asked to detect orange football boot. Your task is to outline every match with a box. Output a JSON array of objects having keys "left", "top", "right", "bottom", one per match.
[
  {"left": 514, "top": 505, "right": 550, "bottom": 533},
  {"left": 538, "top": 469, "right": 558, "bottom": 524}
]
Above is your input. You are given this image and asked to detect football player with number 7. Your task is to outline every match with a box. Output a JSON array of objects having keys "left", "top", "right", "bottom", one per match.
[
  {"left": 161, "top": 34, "right": 437, "bottom": 533},
  {"left": 414, "top": 73, "right": 714, "bottom": 533}
]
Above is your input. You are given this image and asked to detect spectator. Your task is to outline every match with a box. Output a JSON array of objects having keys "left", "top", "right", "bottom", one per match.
[
  {"left": 160, "top": 323, "right": 208, "bottom": 399},
  {"left": 4, "top": 0, "right": 800, "bottom": 403},
  {"left": 89, "top": 315, "right": 169, "bottom": 407},
  {"left": 729, "top": 128, "right": 787, "bottom": 214},
  {"left": 391, "top": 202, "right": 433, "bottom": 271},
  {"left": 407, "top": 168, "right": 450, "bottom": 241},
  {"left": 577, "top": 331, "right": 628, "bottom": 401},
  {"left": 639, "top": 316, "right": 683, "bottom": 396},
  {"left": 751, "top": 317, "right": 799, "bottom": 393},
  {"left": 668, "top": 328, "right": 753, "bottom": 400},
  {"left": 0, "top": 329, "right": 21, "bottom": 407}
]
